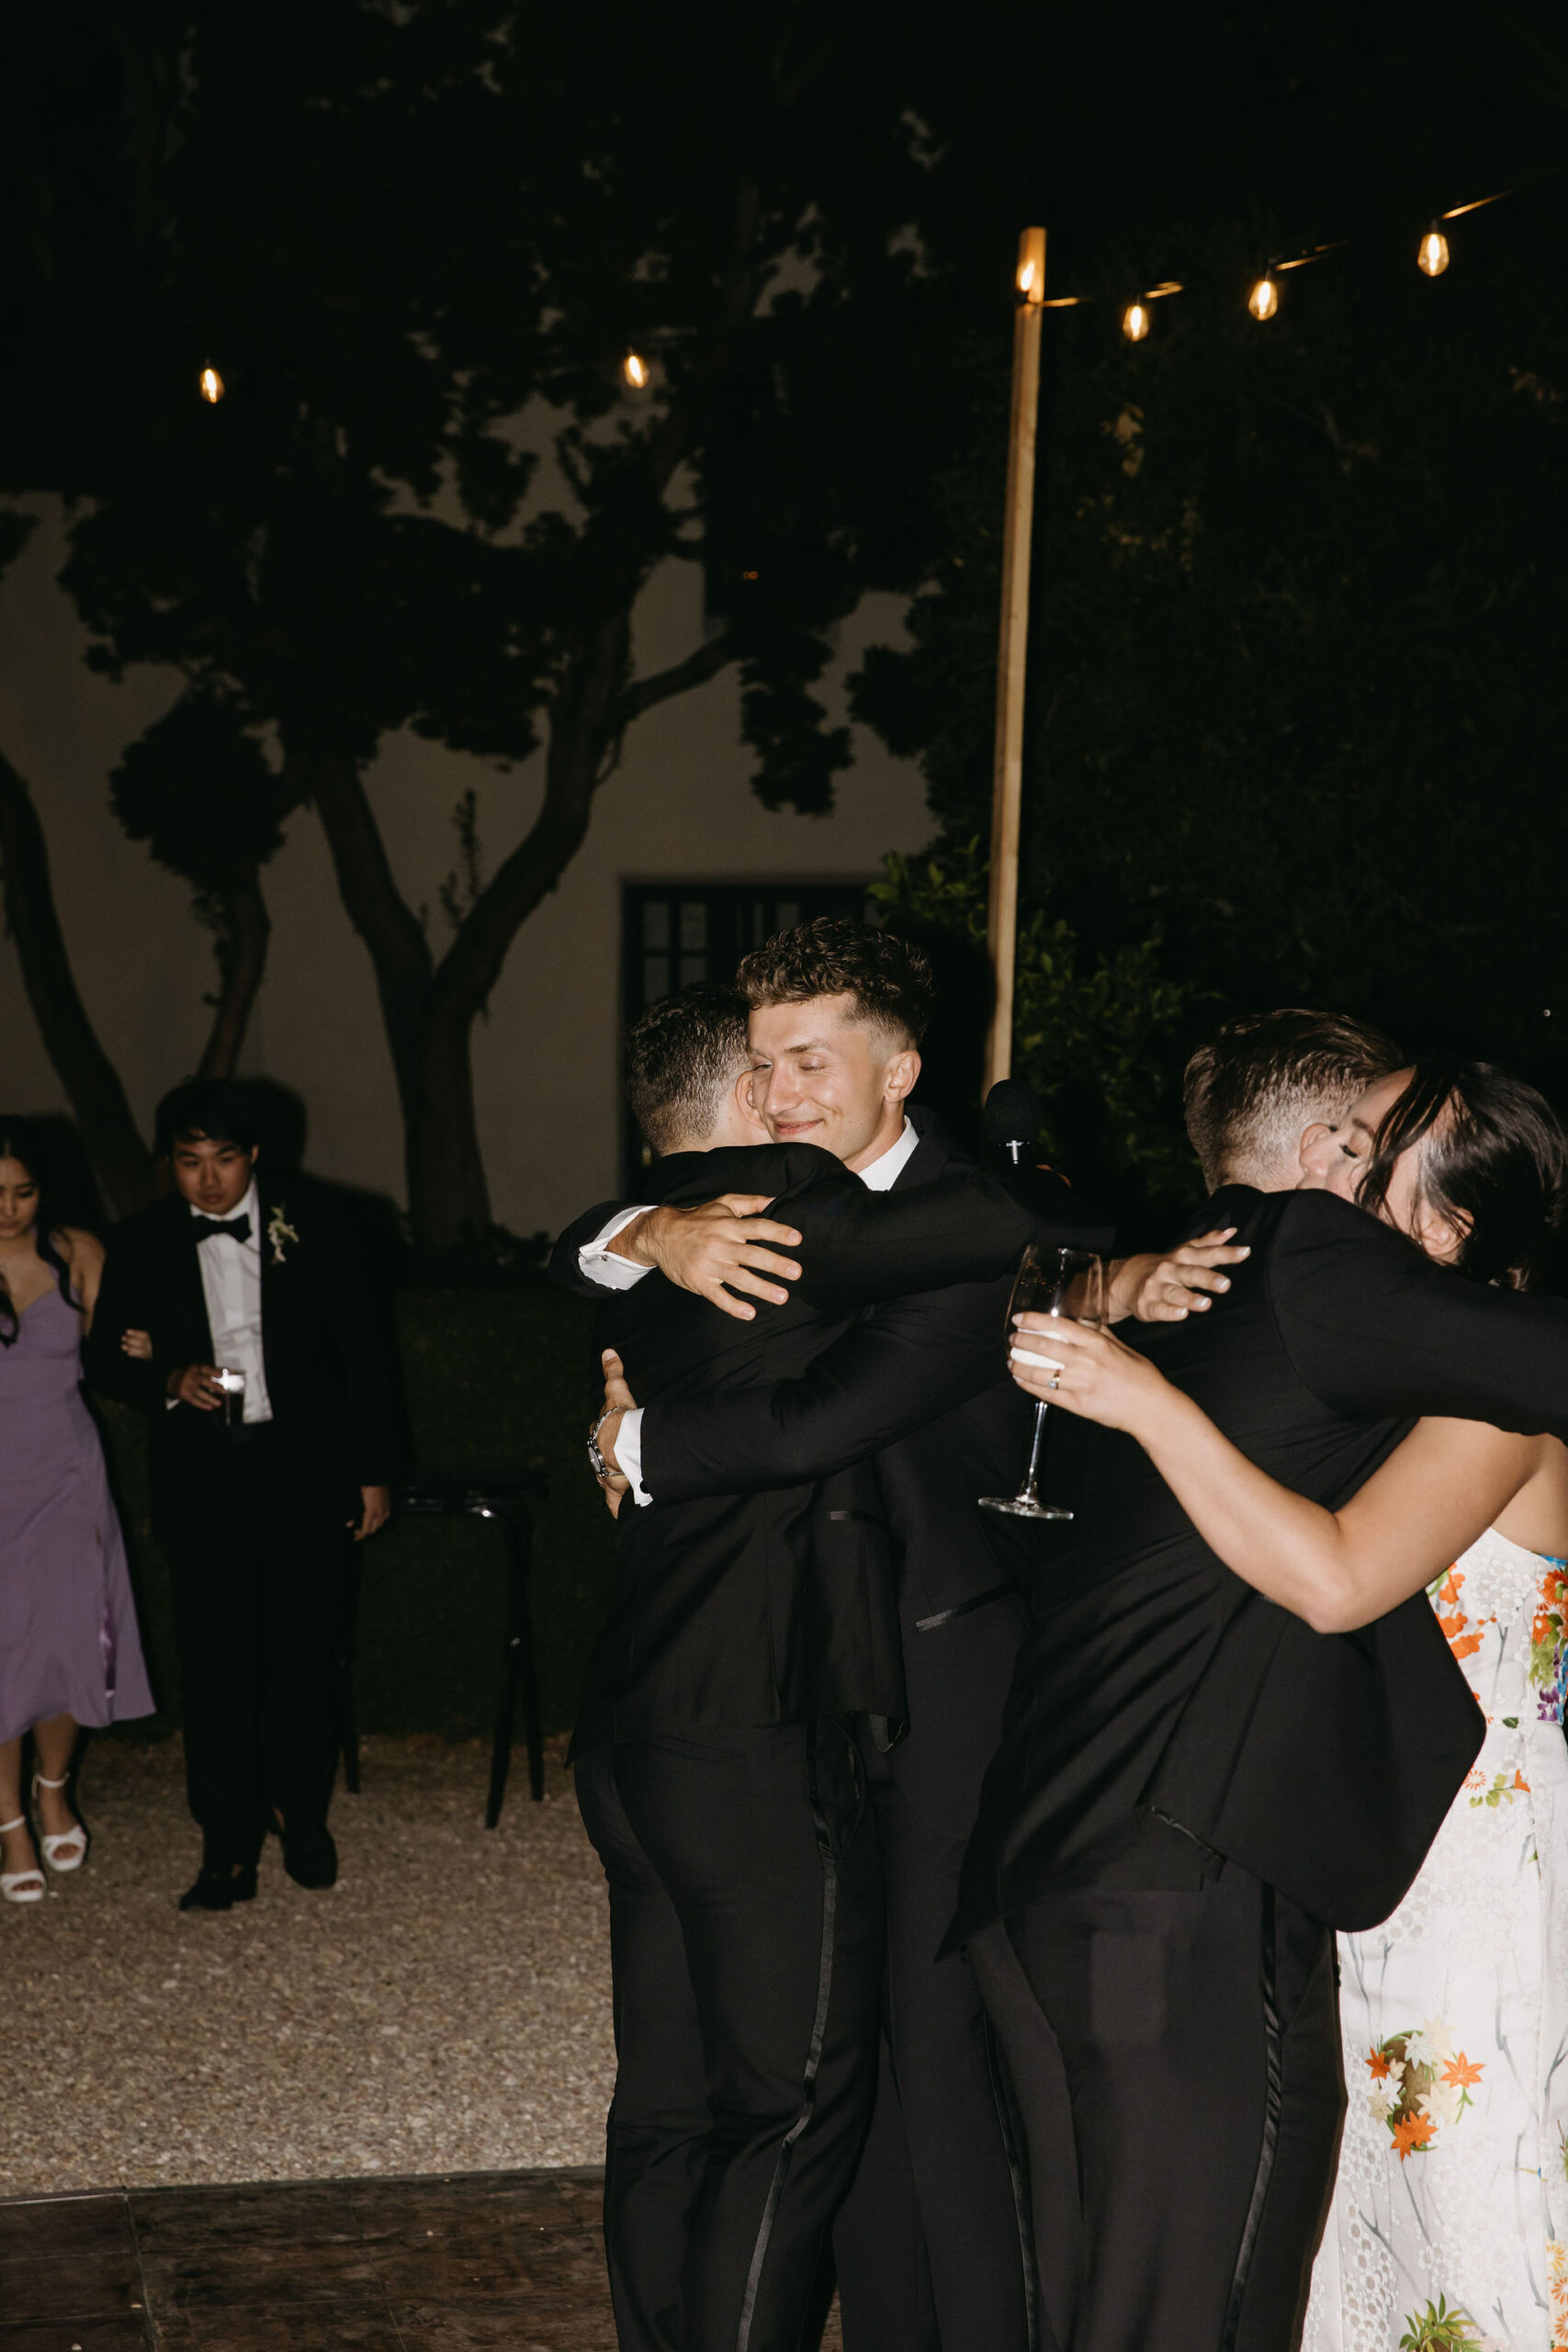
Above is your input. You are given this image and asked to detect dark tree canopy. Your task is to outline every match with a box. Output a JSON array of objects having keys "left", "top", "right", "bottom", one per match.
[{"left": 2, "top": 0, "right": 1564, "bottom": 1238}]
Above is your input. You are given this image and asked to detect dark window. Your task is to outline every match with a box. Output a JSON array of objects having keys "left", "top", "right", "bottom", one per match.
[{"left": 620, "top": 880, "right": 880, "bottom": 1187}]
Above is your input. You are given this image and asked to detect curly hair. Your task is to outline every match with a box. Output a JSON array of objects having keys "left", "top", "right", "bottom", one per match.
[{"left": 737, "top": 916, "right": 933, "bottom": 1048}]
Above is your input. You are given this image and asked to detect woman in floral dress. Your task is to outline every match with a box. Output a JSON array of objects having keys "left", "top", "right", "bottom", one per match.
[{"left": 1008, "top": 1059, "right": 1568, "bottom": 2352}]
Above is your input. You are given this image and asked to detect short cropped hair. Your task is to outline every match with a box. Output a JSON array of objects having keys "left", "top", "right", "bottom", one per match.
[
  {"left": 626, "top": 984, "right": 750, "bottom": 1155},
  {"left": 1183, "top": 1009, "right": 1404, "bottom": 1189},
  {"left": 155, "top": 1078, "right": 258, "bottom": 1158},
  {"left": 737, "top": 916, "right": 932, "bottom": 1049}
]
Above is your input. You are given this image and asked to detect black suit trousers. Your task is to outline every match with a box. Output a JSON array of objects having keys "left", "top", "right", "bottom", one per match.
[
  {"left": 833, "top": 1600, "right": 1033, "bottom": 2352},
  {"left": 969, "top": 1833, "right": 1344, "bottom": 2352},
  {"left": 575, "top": 1723, "right": 885, "bottom": 2352},
  {"left": 157, "top": 1430, "right": 348, "bottom": 1864}
]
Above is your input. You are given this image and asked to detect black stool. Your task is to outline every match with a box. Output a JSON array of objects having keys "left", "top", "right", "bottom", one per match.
[{"left": 342, "top": 1470, "right": 547, "bottom": 1825}]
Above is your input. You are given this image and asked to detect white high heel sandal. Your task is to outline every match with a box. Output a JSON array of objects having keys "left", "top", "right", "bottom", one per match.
[
  {"left": 33, "top": 1773, "right": 88, "bottom": 1872},
  {"left": 0, "top": 1815, "right": 45, "bottom": 1904}
]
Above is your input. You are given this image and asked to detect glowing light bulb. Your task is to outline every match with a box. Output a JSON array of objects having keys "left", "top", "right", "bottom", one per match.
[
  {"left": 198, "top": 366, "right": 224, "bottom": 404},
  {"left": 1417, "top": 226, "right": 1450, "bottom": 277},
  {"left": 1122, "top": 302, "right": 1150, "bottom": 343},
  {"left": 623, "top": 351, "right": 649, "bottom": 390},
  {"left": 1247, "top": 276, "right": 1279, "bottom": 322},
  {"left": 1017, "top": 257, "right": 1037, "bottom": 297}
]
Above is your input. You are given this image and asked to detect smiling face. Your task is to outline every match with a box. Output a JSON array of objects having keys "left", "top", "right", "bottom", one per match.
[
  {"left": 746, "top": 992, "right": 920, "bottom": 1171},
  {"left": 169, "top": 1132, "right": 258, "bottom": 1216},
  {"left": 0, "top": 1156, "right": 40, "bottom": 1245}
]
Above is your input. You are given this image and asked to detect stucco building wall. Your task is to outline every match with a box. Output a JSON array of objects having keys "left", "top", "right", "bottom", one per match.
[{"left": 0, "top": 504, "right": 932, "bottom": 1236}]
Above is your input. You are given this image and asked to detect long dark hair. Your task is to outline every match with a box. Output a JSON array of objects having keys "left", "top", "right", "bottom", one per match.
[
  {"left": 1357, "top": 1060, "right": 1568, "bottom": 1291},
  {"left": 0, "top": 1115, "right": 79, "bottom": 1343}
]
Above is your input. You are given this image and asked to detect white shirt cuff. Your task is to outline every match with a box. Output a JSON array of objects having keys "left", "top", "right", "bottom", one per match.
[
  {"left": 579, "top": 1206, "right": 656, "bottom": 1290},
  {"left": 616, "top": 1407, "right": 652, "bottom": 1506}
]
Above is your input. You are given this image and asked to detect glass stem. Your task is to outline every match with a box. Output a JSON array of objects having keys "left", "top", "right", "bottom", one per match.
[{"left": 1021, "top": 1400, "right": 1049, "bottom": 1500}]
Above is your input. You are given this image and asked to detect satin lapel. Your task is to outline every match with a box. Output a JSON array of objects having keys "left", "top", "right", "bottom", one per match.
[
  {"left": 893, "top": 1106, "right": 953, "bottom": 1192},
  {"left": 168, "top": 1200, "right": 216, "bottom": 1357}
]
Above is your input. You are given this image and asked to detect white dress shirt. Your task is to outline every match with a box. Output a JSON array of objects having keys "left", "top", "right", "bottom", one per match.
[
  {"left": 187, "top": 1178, "right": 274, "bottom": 1423},
  {"left": 587, "top": 1115, "right": 919, "bottom": 1506}
]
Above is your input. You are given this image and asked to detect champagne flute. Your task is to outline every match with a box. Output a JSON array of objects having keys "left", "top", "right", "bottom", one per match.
[{"left": 980, "top": 1246, "right": 1105, "bottom": 1520}]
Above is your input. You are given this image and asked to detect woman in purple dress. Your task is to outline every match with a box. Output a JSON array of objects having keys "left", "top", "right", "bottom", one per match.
[{"left": 0, "top": 1117, "right": 154, "bottom": 1903}]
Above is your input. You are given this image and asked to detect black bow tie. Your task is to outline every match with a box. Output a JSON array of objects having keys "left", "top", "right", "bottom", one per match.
[{"left": 190, "top": 1214, "right": 251, "bottom": 1245}]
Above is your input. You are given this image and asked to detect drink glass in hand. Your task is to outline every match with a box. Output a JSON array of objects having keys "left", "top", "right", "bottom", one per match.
[
  {"left": 216, "top": 1366, "right": 247, "bottom": 1430},
  {"left": 980, "top": 1246, "right": 1105, "bottom": 1521}
]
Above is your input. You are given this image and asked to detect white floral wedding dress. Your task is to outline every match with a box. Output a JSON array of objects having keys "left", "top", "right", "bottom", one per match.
[{"left": 1303, "top": 1529, "right": 1568, "bottom": 2352}]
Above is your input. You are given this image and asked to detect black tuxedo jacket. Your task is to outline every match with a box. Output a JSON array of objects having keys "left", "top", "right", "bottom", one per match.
[
  {"left": 84, "top": 1180, "right": 395, "bottom": 1516},
  {"left": 592, "top": 1114, "right": 1116, "bottom": 1826},
  {"left": 551, "top": 1125, "right": 1108, "bottom": 1757},
  {"left": 954, "top": 1182, "right": 1568, "bottom": 1939}
]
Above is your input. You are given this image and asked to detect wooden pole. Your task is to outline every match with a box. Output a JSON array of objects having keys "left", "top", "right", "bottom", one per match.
[{"left": 984, "top": 225, "right": 1047, "bottom": 1091}]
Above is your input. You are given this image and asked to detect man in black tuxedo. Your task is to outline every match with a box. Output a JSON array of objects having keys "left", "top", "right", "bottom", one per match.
[
  {"left": 556, "top": 975, "right": 1110, "bottom": 2352},
  {"left": 574, "top": 922, "right": 1190, "bottom": 2352},
  {"left": 85, "top": 1079, "right": 394, "bottom": 1911},
  {"left": 950, "top": 1011, "right": 1568, "bottom": 2352}
]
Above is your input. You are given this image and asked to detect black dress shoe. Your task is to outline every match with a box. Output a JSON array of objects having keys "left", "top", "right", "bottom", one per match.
[
  {"left": 179, "top": 1861, "right": 259, "bottom": 1913},
  {"left": 281, "top": 1824, "right": 337, "bottom": 1890}
]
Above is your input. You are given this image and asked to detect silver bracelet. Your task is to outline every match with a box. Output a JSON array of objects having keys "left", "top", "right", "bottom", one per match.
[{"left": 587, "top": 1403, "right": 623, "bottom": 1484}]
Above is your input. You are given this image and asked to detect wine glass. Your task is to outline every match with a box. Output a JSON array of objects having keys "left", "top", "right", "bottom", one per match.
[{"left": 980, "top": 1246, "right": 1105, "bottom": 1520}]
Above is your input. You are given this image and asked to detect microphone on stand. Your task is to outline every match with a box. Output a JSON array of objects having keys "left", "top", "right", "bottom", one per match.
[{"left": 983, "top": 1079, "right": 1043, "bottom": 1168}]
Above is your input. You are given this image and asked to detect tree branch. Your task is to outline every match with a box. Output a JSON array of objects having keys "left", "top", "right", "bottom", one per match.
[
  {"left": 304, "top": 752, "right": 433, "bottom": 1008},
  {"left": 617, "top": 632, "right": 739, "bottom": 727},
  {"left": 434, "top": 611, "right": 631, "bottom": 1018},
  {"left": 0, "top": 746, "right": 153, "bottom": 1215},
  {"left": 196, "top": 871, "right": 271, "bottom": 1079}
]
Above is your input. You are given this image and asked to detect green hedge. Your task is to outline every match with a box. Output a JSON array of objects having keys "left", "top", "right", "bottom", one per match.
[{"left": 98, "top": 1285, "right": 615, "bottom": 1739}]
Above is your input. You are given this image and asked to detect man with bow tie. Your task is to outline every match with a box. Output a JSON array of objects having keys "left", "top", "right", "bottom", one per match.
[{"left": 86, "top": 1080, "right": 394, "bottom": 1912}]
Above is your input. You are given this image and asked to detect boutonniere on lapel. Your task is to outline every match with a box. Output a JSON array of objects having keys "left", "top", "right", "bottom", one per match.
[{"left": 266, "top": 1204, "right": 300, "bottom": 1267}]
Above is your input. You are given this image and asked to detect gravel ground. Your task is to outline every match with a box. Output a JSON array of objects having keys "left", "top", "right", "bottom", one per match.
[{"left": 0, "top": 1733, "right": 616, "bottom": 2199}]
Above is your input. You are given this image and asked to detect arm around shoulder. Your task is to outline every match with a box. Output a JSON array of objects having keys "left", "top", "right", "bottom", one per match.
[{"left": 1272, "top": 1190, "right": 1568, "bottom": 1439}]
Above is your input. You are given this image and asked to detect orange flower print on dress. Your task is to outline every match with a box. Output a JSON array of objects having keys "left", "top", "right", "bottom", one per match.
[
  {"left": 1427, "top": 1566, "right": 1488, "bottom": 1665},
  {"left": 1369, "top": 2022, "right": 1479, "bottom": 2153}
]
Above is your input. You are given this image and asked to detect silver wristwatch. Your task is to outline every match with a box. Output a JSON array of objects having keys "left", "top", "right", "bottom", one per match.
[{"left": 587, "top": 1403, "right": 622, "bottom": 1484}]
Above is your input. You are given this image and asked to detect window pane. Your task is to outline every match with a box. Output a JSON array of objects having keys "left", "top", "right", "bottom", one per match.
[
  {"left": 678, "top": 955, "right": 705, "bottom": 989},
  {"left": 641, "top": 954, "right": 669, "bottom": 1004},
  {"left": 776, "top": 901, "right": 798, "bottom": 932},
  {"left": 642, "top": 900, "right": 670, "bottom": 950},
  {"left": 679, "top": 901, "right": 707, "bottom": 951}
]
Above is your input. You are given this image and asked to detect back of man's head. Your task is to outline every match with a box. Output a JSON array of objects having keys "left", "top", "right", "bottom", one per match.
[
  {"left": 737, "top": 916, "right": 933, "bottom": 1049},
  {"left": 626, "top": 983, "right": 750, "bottom": 1156},
  {"left": 1184, "top": 1009, "right": 1404, "bottom": 1190}
]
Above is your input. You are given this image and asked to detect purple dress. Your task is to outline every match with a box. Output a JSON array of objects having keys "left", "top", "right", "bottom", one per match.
[{"left": 0, "top": 1273, "right": 154, "bottom": 1742}]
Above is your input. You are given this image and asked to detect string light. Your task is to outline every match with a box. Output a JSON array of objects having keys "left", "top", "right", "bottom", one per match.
[
  {"left": 1018, "top": 257, "right": 1038, "bottom": 297},
  {"left": 623, "top": 351, "right": 649, "bottom": 390},
  {"left": 198, "top": 365, "right": 224, "bottom": 404},
  {"left": 1122, "top": 302, "right": 1150, "bottom": 342},
  {"left": 1247, "top": 275, "right": 1279, "bottom": 322},
  {"left": 1417, "top": 224, "right": 1450, "bottom": 277}
]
